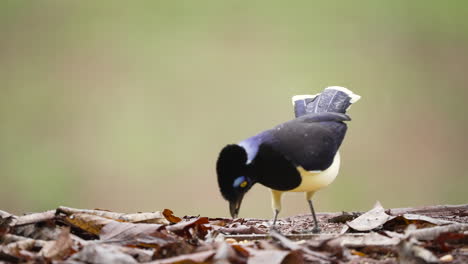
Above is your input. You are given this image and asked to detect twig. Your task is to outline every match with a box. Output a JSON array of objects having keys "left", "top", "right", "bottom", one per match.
[
  {"left": 0, "top": 210, "right": 14, "bottom": 219},
  {"left": 0, "top": 234, "right": 47, "bottom": 247},
  {"left": 270, "top": 230, "right": 331, "bottom": 262},
  {"left": 387, "top": 204, "right": 468, "bottom": 216},
  {"left": 407, "top": 223, "right": 468, "bottom": 241},
  {"left": 222, "top": 232, "right": 352, "bottom": 241},
  {"left": 57, "top": 206, "right": 124, "bottom": 219},
  {"left": 15, "top": 210, "right": 56, "bottom": 226}
]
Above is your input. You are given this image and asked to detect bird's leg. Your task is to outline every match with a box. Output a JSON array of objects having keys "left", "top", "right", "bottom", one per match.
[
  {"left": 271, "top": 209, "right": 279, "bottom": 231},
  {"left": 270, "top": 190, "right": 283, "bottom": 232},
  {"left": 306, "top": 191, "right": 320, "bottom": 233}
]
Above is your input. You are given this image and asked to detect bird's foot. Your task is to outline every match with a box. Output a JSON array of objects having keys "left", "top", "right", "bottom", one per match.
[
  {"left": 296, "top": 226, "right": 321, "bottom": 234},
  {"left": 311, "top": 226, "right": 321, "bottom": 234},
  {"left": 269, "top": 225, "right": 282, "bottom": 235}
]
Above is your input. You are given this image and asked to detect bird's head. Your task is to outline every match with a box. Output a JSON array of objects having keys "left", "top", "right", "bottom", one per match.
[{"left": 216, "top": 144, "right": 255, "bottom": 218}]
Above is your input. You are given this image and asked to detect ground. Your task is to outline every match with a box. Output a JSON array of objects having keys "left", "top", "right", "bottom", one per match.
[{"left": 0, "top": 204, "right": 467, "bottom": 263}]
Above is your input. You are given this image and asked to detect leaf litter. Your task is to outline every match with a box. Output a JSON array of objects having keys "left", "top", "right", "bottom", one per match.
[{"left": 0, "top": 203, "right": 466, "bottom": 264}]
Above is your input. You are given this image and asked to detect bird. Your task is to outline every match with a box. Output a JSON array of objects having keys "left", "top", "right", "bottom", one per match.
[{"left": 216, "top": 86, "right": 360, "bottom": 232}]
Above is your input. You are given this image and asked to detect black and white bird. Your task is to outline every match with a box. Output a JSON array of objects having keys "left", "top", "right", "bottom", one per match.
[{"left": 216, "top": 86, "right": 360, "bottom": 232}]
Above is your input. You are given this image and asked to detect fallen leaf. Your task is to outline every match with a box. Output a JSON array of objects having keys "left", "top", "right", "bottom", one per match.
[
  {"left": 166, "top": 217, "right": 210, "bottom": 239},
  {"left": 15, "top": 210, "right": 56, "bottom": 226},
  {"left": 397, "top": 237, "right": 439, "bottom": 264},
  {"left": 147, "top": 249, "right": 216, "bottom": 264},
  {"left": 213, "top": 242, "right": 247, "bottom": 264},
  {"left": 0, "top": 210, "right": 13, "bottom": 219},
  {"left": 347, "top": 201, "right": 392, "bottom": 232},
  {"left": 247, "top": 249, "right": 303, "bottom": 264},
  {"left": 14, "top": 220, "right": 62, "bottom": 240},
  {"left": 384, "top": 213, "right": 457, "bottom": 232},
  {"left": 433, "top": 232, "right": 468, "bottom": 252},
  {"left": 406, "top": 223, "right": 468, "bottom": 241},
  {"left": 100, "top": 220, "right": 195, "bottom": 258},
  {"left": 219, "top": 225, "right": 267, "bottom": 235},
  {"left": 100, "top": 221, "right": 165, "bottom": 241},
  {"left": 58, "top": 206, "right": 178, "bottom": 225},
  {"left": 67, "top": 243, "right": 138, "bottom": 264},
  {"left": 118, "top": 246, "right": 154, "bottom": 263},
  {"left": 57, "top": 206, "right": 124, "bottom": 220},
  {"left": 439, "top": 254, "right": 454, "bottom": 262},
  {"left": 350, "top": 249, "right": 367, "bottom": 257},
  {"left": 119, "top": 212, "right": 170, "bottom": 225},
  {"left": 162, "top": 209, "right": 182, "bottom": 224},
  {"left": 64, "top": 213, "right": 114, "bottom": 235},
  {"left": 0, "top": 216, "right": 15, "bottom": 236},
  {"left": 334, "top": 232, "right": 401, "bottom": 247},
  {"left": 402, "top": 214, "right": 455, "bottom": 225},
  {"left": 270, "top": 230, "right": 330, "bottom": 262},
  {"left": 328, "top": 212, "right": 361, "bottom": 223},
  {"left": 100, "top": 220, "right": 169, "bottom": 248},
  {"left": 40, "top": 227, "right": 74, "bottom": 260},
  {"left": 0, "top": 238, "right": 44, "bottom": 262}
]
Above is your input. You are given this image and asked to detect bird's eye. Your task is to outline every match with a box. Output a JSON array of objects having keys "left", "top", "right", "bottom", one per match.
[{"left": 233, "top": 176, "right": 248, "bottom": 188}]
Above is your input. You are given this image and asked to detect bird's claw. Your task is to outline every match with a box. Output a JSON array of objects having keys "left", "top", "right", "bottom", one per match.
[
  {"left": 269, "top": 226, "right": 281, "bottom": 234},
  {"left": 311, "top": 226, "right": 321, "bottom": 234}
]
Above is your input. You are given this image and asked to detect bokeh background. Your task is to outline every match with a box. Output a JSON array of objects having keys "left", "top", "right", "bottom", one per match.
[{"left": 1, "top": 1, "right": 467, "bottom": 218}]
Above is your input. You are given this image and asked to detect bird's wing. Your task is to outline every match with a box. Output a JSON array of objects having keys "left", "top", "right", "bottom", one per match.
[
  {"left": 269, "top": 113, "right": 349, "bottom": 171},
  {"left": 249, "top": 144, "right": 302, "bottom": 191}
]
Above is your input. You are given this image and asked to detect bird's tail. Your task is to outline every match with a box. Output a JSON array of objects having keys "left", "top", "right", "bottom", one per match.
[{"left": 292, "top": 86, "right": 361, "bottom": 118}]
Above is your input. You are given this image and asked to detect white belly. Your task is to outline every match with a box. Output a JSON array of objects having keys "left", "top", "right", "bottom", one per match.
[{"left": 290, "top": 152, "right": 341, "bottom": 192}]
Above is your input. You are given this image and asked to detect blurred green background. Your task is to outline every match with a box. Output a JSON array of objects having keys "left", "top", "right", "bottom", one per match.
[{"left": 1, "top": 1, "right": 467, "bottom": 218}]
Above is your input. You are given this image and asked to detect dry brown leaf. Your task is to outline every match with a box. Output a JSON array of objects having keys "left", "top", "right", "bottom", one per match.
[
  {"left": 64, "top": 213, "right": 115, "bottom": 235},
  {"left": 270, "top": 229, "right": 330, "bottom": 262},
  {"left": 100, "top": 221, "right": 195, "bottom": 258},
  {"left": 0, "top": 237, "right": 45, "bottom": 262},
  {"left": 350, "top": 249, "right": 367, "bottom": 257},
  {"left": 14, "top": 220, "right": 62, "bottom": 240},
  {"left": 118, "top": 246, "right": 154, "bottom": 262},
  {"left": 397, "top": 237, "right": 439, "bottom": 264},
  {"left": 119, "top": 212, "right": 170, "bottom": 225},
  {"left": 39, "top": 227, "right": 74, "bottom": 260},
  {"left": 218, "top": 225, "right": 267, "bottom": 235},
  {"left": 347, "top": 201, "right": 392, "bottom": 232},
  {"left": 58, "top": 206, "right": 124, "bottom": 220},
  {"left": 336, "top": 232, "right": 401, "bottom": 247},
  {"left": 0, "top": 210, "right": 13, "bottom": 218},
  {"left": 213, "top": 242, "right": 248, "bottom": 264},
  {"left": 384, "top": 213, "right": 457, "bottom": 232},
  {"left": 148, "top": 249, "right": 216, "bottom": 264},
  {"left": 58, "top": 206, "right": 178, "bottom": 225},
  {"left": 162, "top": 209, "right": 182, "bottom": 224},
  {"left": 100, "top": 221, "right": 165, "bottom": 243},
  {"left": 166, "top": 217, "right": 210, "bottom": 239},
  {"left": 407, "top": 223, "right": 468, "bottom": 241},
  {"left": 0, "top": 216, "right": 15, "bottom": 236},
  {"left": 328, "top": 212, "right": 361, "bottom": 223},
  {"left": 67, "top": 243, "right": 138, "bottom": 264},
  {"left": 15, "top": 210, "right": 55, "bottom": 226},
  {"left": 247, "top": 249, "right": 303, "bottom": 264}
]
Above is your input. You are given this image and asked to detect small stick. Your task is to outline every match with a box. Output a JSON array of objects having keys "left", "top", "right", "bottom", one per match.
[
  {"left": 407, "top": 223, "right": 468, "bottom": 241},
  {"left": 0, "top": 234, "right": 47, "bottom": 247},
  {"left": 15, "top": 210, "right": 56, "bottom": 226}
]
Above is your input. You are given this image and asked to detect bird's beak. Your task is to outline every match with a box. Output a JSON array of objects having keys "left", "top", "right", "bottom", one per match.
[{"left": 229, "top": 195, "right": 244, "bottom": 219}]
